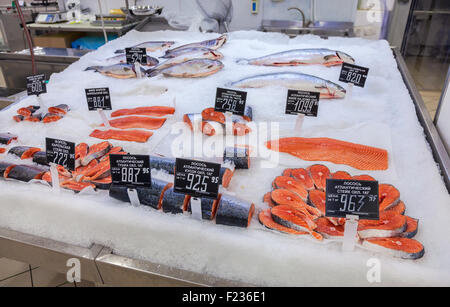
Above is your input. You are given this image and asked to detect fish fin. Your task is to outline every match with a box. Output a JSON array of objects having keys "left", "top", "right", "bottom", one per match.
[{"left": 236, "top": 58, "right": 249, "bottom": 65}]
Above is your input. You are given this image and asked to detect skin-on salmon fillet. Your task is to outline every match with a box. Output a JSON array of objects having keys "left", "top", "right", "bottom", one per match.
[
  {"left": 111, "top": 106, "right": 175, "bottom": 118},
  {"left": 90, "top": 129, "right": 153, "bottom": 143},
  {"left": 266, "top": 137, "right": 388, "bottom": 171},
  {"left": 102, "top": 116, "right": 166, "bottom": 130}
]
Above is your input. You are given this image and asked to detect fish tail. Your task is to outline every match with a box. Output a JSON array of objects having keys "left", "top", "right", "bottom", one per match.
[{"left": 236, "top": 58, "right": 249, "bottom": 65}]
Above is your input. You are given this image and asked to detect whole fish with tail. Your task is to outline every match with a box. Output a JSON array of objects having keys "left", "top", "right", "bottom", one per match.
[
  {"left": 85, "top": 63, "right": 147, "bottom": 79},
  {"left": 162, "top": 34, "right": 227, "bottom": 58},
  {"left": 147, "top": 59, "right": 224, "bottom": 78},
  {"left": 114, "top": 41, "right": 175, "bottom": 54}
]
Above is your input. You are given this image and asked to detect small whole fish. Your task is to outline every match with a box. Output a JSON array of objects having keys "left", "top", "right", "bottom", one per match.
[
  {"left": 163, "top": 34, "right": 227, "bottom": 58},
  {"left": 228, "top": 72, "right": 346, "bottom": 99},
  {"left": 159, "top": 47, "right": 214, "bottom": 59},
  {"left": 155, "top": 49, "right": 223, "bottom": 70},
  {"left": 114, "top": 41, "right": 175, "bottom": 54},
  {"left": 85, "top": 64, "right": 147, "bottom": 79},
  {"left": 147, "top": 59, "right": 224, "bottom": 78},
  {"left": 105, "top": 54, "right": 160, "bottom": 67},
  {"left": 236, "top": 48, "right": 355, "bottom": 67}
]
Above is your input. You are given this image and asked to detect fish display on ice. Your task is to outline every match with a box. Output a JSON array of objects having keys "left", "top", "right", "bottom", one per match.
[
  {"left": 361, "top": 237, "right": 424, "bottom": 260},
  {"left": 101, "top": 116, "right": 167, "bottom": 130},
  {"left": 5, "top": 164, "right": 47, "bottom": 182},
  {"left": 163, "top": 35, "right": 227, "bottom": 58},
  {"left": 186, "top": 194, "right": 222, "bottom": 220},
  {"left": 81, "top": 141, "right": 111, "bottom": 166},
  {"left": 85, "top": 64, "right": 146, "bottom": 79},
  {"left": 236, "top": 48, "right": 355, "bottom": 67},
  {"left": 227, "top": 72, "right": 346, "bottom": 99},
  {"left": 114, "top": 41, "right": 175, "bottom": 54},
  {"left": 147, "top": 59, "right": 224, "bottom": 78}
]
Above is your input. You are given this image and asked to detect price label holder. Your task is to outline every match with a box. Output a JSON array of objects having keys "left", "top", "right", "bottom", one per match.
[
  {"left": 225, "top": 111, "right": 233, "bottom": 135},
  {"left": 325, "top": 179, "right": 379, "bottom": 252},
  {"left": 46, "top": 138, "right": 75, "bottom": 193},
  {"left": 285, "top": 89, "right": 319, "bottom": 133},
  {"left": 26, "top": 74, "right": 47, "bottom": 112},
  {"left": 85, "top": 87, "right": 112, "bottom": 128},
  {"left": 215, "top": 87, "right": 247, "bottom": 135},
  {"left": 110, "top": 154, "right": 152, "bottom": 207},
  {"left": 174, "top": 158, "right": 221, "bottom": 220},
  {"left": 339, "top": 63, "right": 369, "bottom": 100},
  {"left": 126, "top": 47, "right": 146, "bottom": 79}
]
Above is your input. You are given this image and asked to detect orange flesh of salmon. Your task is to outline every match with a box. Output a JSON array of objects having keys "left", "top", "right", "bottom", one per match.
[
  {"left": 379, "top": 184, "right": 400, "bottom": 211},
  {"left": 81, "top": 159, "right": 110, "bottom": 180},
  {"left": 102, "top": 116, "right": 166, "bottom": 130},
  {"left": 403, "top": 216, "right": 418, "bottom": 235},
  {"left": 308, "top": 164, "right": 330, "bottom": 190},
  {"left": 266, "top": 137, "right": 388, "bottom": 171},
  {"left": 331, "top": 171, "right": 352, "bottom": 180},
  {"left": 315, "top": 217, "right": 345, "bottom": 237},
  {"left": 259, "top": 209, "right": 308, "bottom": 235},
  {"left": 358, "top": 211, "right": 406, "bottom": 231},
  {"left": 111, "top": 106, "right": 175, "bottom": 118},
  {"left": 202, "top": 108, "right": 225, "bottom": 123},
  {"left": 21, "top": 147, "right": 41, "bottom": 159},
  {"left": 90, "top": 129, "right": 153, "bottom": 143},
  {"left": 0, "top": 148, "right": 5, "bottom": 154},
  {"left": 272, "top": 176, "right": 308, "bottom": 201},
  {"left": 308, "top": 189, "right": 345, "bottom": 225},
  {"left": 75, "top": 143, "right": 89, "bottom": 161},
  {"left": 364, "top": 237, "right": 424, "bottom": 255},
  {"left": 271, "top": 189, "right": 321, "bottom": 220},
  {"left": 60, "top": 179, "right": 95, "bottom": 192},
  {"left": 221, "top": 168, "right": 233, "bottom": 188},
  {"left": 42, "top": 114, "right": 63, "bottom": 123},
  {"left": 352, "top": 174, "right": 376, "bottom": 181},
  {"left": 289, "top": 168, "right": 315, "bottom": 190},
  {"left": 263, "top": 192, "right": 276, "bottom": 207},
  {"left": 271, "top": 205, "right": 322, "bottom": 240},
  {"left": 385, "top": 200, "right": 406, "bottom": 215}
]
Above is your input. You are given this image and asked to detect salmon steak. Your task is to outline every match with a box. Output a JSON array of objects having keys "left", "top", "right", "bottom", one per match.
[
  {"left": 285, "top": 168, "right": 315, "bottom": 190},
  {"left": 271, "top": 205, "right": 322, "bottom": 240},
  {"left": 17, "top": 105, "right": 39, "bottom": 117},
  {"left": 307, "top": 189, "right": 344, "bottom": 225},
  {"left": 379, "top": 184, "right": 400, "bottom": 211},
  {"left": 385, "top": 200, "right": 406, "bottom": 216},
  {"left": 102, "top": 116, "right": 167, "bottom": 130},
  {"left": 81, "top": 141, "right": 111, "bottom": 166},
  {"left": 315, "top": 217, "right": 345, "bottom": 239},
  {"left": 361, "top": 237, "right": 424, "bottom": 259},
  {"left": 358, "top": 211, "right": 407, "bottom": 239},
  {"left": 90, "top": 129, "right": 153, "bottom": 143},
  {"left": 265, "top": 137, "right": 388, "bottom": 170},
  {"left": 75, "top": 143, "right": 89, "bottom": 168},
  {"left": 331, "top": 171, "right": 352, "bottom": 180},
  {"left": 48, "top": 104, "right": 70, "bottom": 115},
  {"left": 308, "top": 164, "right": 331, "bottom": 190},
  {"left": 111, "top": 106, "right": 175, "bottom": 118},
  {"left": 400, "top": 216, "right": 419, "bottom": 238},
  {"left": 263, "top": 192, "right": 276, "bottom": 208},
  {"left": 272, "top": 176, "right": 308, "bottom": 201},
  {"left": 42, "top": 113, "right": 64, "bottom": 124},
  {"left": 259, "top": 209, "right": 308, "bottom": 235}
]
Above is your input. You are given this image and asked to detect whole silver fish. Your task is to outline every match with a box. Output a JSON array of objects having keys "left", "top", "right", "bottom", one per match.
[
  {"left": 237, "top": 48, "right": 354, "bottom": 67},
  {"left": 147, "top": 59, "right": 224, "bottom": 78},
  {"left": 163, "top": 34, "right": 227, "bottom": 58},
  {"left": 154, "top": 49, "right": 223, "bottom": 71},
  {"left": 227, "top": 72, "right": 346, "bottom": 99},
  {"left": 105, "top": 54, "right": 159, "bottom": 66},
  {"left": 114, "top": 41, "right": 175, "bottom": 54},
  {"left": 85, "top": 63, "right": 147, "bottom": 79}
]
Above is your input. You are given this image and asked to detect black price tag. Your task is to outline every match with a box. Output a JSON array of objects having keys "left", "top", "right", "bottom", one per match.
[
  {"left": 45, "top": 138, "right": 75, "bottom": 171},
  {"left": 214, "top": 87, "right": 247, "bottom": 116},
  {"left": 125, "top": 47, "right": 147, "bottom": 65},
  {"left": 26, "top": 74, "right": 47, "bottom": 96},
  {"left": 339, "top": 63, "right": 369, "bottom": 88},
  {"left": 174, "top": 158, "right": 220, "bottom": 198},
  {"left": 325, "top": 179, "right": 379, "bottom": 220},
  {"left": 110, "top": 154, "right": 151, "bottom": 187},
  {"left": 285, "top": 90, "right": 320, "bottom": 116},
  {"left": 85, "top": 87, "right": 112, "bottom": 110}
]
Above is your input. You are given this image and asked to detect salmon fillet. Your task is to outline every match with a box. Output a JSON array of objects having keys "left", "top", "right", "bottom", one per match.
[
  {"left": 266, "top": 137, "right": 388, "bottom": 171},
  {"left": 102, "top": 116, "right": 166, "bottom": 130},
  {"left": 111, "top": 106, "right": 175, "bottom": 118},
  {"left": 90, "top": 129, "right": 153, "bottom": 143}
]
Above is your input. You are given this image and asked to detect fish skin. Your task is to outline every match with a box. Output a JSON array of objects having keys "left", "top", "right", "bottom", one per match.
[
  {"left": 161, "top": 186, "right": 190, "bottom": 214},
  {"left": 187, "top": 194, "right": 222, "bottom": 220},
  {"left": 32, "top": 151, "right": 49, "bottom": 166},
  {"left": 103, "top": 116, "right": 167, "bottom": 130},
  {"left": 215, "top": 194, "right": 255, "bottom": 228},
  {"left": 0, "top": 162, "right": 16, "bottom": 177},
  {"left": 90, "top": 129, "right": 153, "bottom": 143},
  {"left": 266, "top": 137, "right": 388, "bottom": 171},
  {"left": 0, "top": 132, "right": 18, "bottom": 145},
  {"left": 223, "top": 147, "right": 250, "bottom": 169},
  {"left": 236, "top": 48, "right": 355, "bottom": 67},
  {"left": 85, "top": 64, "right": 145, "bottom": 79},
  {"left": 85, "top": 176, "right": 112, "bottom": 190},
  {"left": 228, "top": 72, "right": 346, "bottom": 99},
  {"left": 270, "top": 189, "right": 321, "bottom": 219},
  {"left": 154, "top": 49, "right": 223, "bottom": 70},
  {"left": 13, "top": 115, "right": 25, "bottom": 122},
  {"left": 400, "top": 216, "right": 419, "bottom": 238},
  {"left": 259, "top": 209, "right": 308, "bottom": 235},
  {"left": 361, "top": 237, "right": 424, "bottom": 260},
  {"left": 114, "top": 41, "right": 175, "bottom": 54},
  {"left": 149, "top": 155, "right": 175, "bottom": 174},
  {"left": 163, "top": 35, "right": 227, "bottom": 58},
  {"left": 42, "top": 113, "right": 63, "bottom": 123},
  {"left": 147, "top": 59, "right": 224, "bottom": 78},
  {"left": 159, "top": 47, "right": 214, "bottom": 59},
  {"left": 8, "top": 146, "right": 41, "bottom": 159},
  {"left": 5, "top": 165, "right": 46, "bottom": 182},
  {"left": 81, "top": 142, "right": 112, "bottom": 166},
  {"left": 111, "top": 106, "right": 175, "bottom": 118},
  {"left": 17, "top": 105, "right": 39, "bottom": 117}
]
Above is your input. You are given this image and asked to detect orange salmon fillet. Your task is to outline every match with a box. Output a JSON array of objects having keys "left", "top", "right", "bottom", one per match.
[
  {"left": 111, "top": 106, "right": 175, "bottom": 118},
  {"left": 90, "top": 129, "right": 153, "bottom": 143},
  {"left": 266, "top": 137, "right": 388, "bottom": 171},
  {"left": 102, "top": 116, "right": 166, "bottom": 130}
]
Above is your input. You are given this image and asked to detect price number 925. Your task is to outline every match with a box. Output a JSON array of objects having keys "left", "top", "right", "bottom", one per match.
[
  {"left": 339, "top": 194, "right": 365, "bottom": 212},
  {"left": 186, "top": 173, "right": 219, "bottom": 192}
]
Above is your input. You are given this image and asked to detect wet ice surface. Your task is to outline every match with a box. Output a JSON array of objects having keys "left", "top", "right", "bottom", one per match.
[{"left": 0, "top": 30, "right": 449, "bottom": 286}]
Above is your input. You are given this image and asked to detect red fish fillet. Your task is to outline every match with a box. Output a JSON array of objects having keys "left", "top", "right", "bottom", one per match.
[
  {"left": 266, "top": 137, "right": 388, "bottom": 171},
  {"left": 271, "top": 205, "right": 322, "bottom": 240},
  {"left": 331, "top": 171, "right": 352, "bottom": 180},
  {"left": 287, "top": 168, "right": 315, "bottom": 190},
  {"left": 352, "top": 174, "right": 376, "bottom": 181},
  {"left": 308, "top": 164, "right": 330, "bottom": 190},
  {"left": 102, "top": 116, "right": 166, "bottom": 130},
  {"left": 379, "top": 184, "right": 400, "bottom": 211},
  {"left": 259, "top": 209, "right": 308, "bottom": 235},
  {"left": 362, "top": 237, "right": 424, "bottom": 259},
  {"left": 271, "top": 189, "right": 321, "bottom": 220},
  {"left": 272, "top": 176, "right": 308, "bottom": 201},
  {"left": 0, "top": 148, "right": 5, "bottom": 154},
  {"left": 90, "top": 129, "right": 153, "bottom": 143},
  {"left": 111, "top": 106, "right": 175, "bottom": 118},
  {"left": 315, "top": 217, "right": 345, "bottom": 239},
  {"left": 385, "top": 200, "right": 406, "bottom": 215}
]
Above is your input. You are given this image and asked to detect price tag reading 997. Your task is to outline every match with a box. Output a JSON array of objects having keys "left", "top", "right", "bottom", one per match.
[
  {"left": 45, "top": 138, "right": 75, "bottom": 171},
  {"left": 214, "top": 88, "right": 247, "bottom": 116},
  {"left": 339, "top": 63, "right": 369, "bottom": 88},
  {"left": 325, "top": 179, "right": 379, "bottom": 220},
  {"left": 85, "top": 87, "right": 112, "bottom": 111},
  {"left": 285, "top": 90, "right": 320, "bottom": 116},
  {"left": 174, "top": 158, "right": 220, "bottom": 198},
  {"left": 110, "top": 154, "right": 151, "bottom": 187}
]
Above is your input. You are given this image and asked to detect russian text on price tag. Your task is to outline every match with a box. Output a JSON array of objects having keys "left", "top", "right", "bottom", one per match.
[
  {"left": 46, "top": 138, "right": 75, "bottom": 171},
  {"left": 325, "top": 179, "right": 379, "bottom": 220},
  {"left": 339, "top": 63, "right": 369, "bottom": 88},
  {"left": 125, "top": 47, "right": 147, "bottom": 65},
  {"left": 85, "top": 87, "right": 112, "bottom": 110},
  {"left": 26, "top": 74, "right": 47, "bottom": 96},
  {"left": 110, "top": 154, "right": 151, "bottom": 187},
  {"left": 174, "top": 158, "right": 220, "bottom": 198},
  {"left": 214, "top": 87, "right": 247, "bottom": 116},
  {"left": 285, "top": 90, "right": 320, "bottom": 116}
]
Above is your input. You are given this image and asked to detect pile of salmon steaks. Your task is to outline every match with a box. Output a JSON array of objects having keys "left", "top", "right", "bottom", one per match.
[{"left": 259, "top": 164, "right": 425, "bottom": 260}]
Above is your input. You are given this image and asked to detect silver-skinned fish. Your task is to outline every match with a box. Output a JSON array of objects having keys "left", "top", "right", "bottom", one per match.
[
  {"left": 236, "top": 48, "right": 355, "bottom": 67},
  {"left": 147, "top": 59, "right": 224, "bottom": 78},
  {"left": 154, "top": 50, "right": 223, "bottom": 71},
  {"left": 163, "top": 34, "right": 227, "bottom": 58},
  {"left": 227, "top": 72, "right": 346, "bottom": 99},
  {"left": 114, "top": 41, "right": 175, "bottom": 54},
  {"left": 85, "top": 63, "right": 147, "bottom": 79},
  {"left": 105, "top": 54, "right": 159, "bottom": 66}
]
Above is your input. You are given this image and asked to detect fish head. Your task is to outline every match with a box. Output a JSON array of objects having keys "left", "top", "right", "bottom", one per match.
[
  {"left": 336, "top": 51, "right": 355, "bottom": 64},
  {"left": 207, "top": 50, "right": 224, "bottom": 60},
  {"left": 215, "top": 34, "right": 228, "bottom": 48},
  {"left": 330, "top": 83, "right": 347, "bottom": 98}
]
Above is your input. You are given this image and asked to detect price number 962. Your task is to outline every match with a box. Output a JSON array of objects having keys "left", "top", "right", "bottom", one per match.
[{"left": 339, "top": 194, "right": 365, "bottom": 212}]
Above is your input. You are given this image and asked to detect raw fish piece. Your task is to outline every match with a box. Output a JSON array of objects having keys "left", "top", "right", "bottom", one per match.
[
  {"left": 187, "top": 194, "right": 222, "bottom": 220},
  {"left": 0, "top": 162, "right": 16, "bottom": 177},
  {"left": 315, "top": 217, "right": 345, "bottom": 239},
  {"left": 352, "top": 174, "right": 376, "bottom": 181},
  {"left": 60, "top": 180, "right": 95, "bottom": 192},
  {"left": 379, "top": 184, "right": 400, "bottom": 211},
  {"left": 81, "top": 141, "right": 111, "bottom": 166},
  {"left": 32, "top": 151, "right": 48, "bottom": 166},
  {"left": 331, "top": 171, "right": 352, "bottom": 180},
  {"left": 86, "top": 176, "right": 112, "bottom": 190},
  {"left": 147, "top": 59, "right": 224, "bottom": 78},
  {"left": 102, "top": 116, "right": 166, "bottom": 130},
  {"left": 288, "top": 168, "right": 315, "bottom": 190},
  {"left": 48, "top": 104, "right": 70, "bottom": 115},
  {"left": 201, "top": 121, "right": 224, "bottom": 136},
  {"left": 272, "top": 176, "right": 308, "bottom": 201},
  {"left": 13, "top": 115, "right": 25, "bottom": 122},
  {"left": 266, "top": 137, "right": 388, "bottom": 171},
  {"left": 85, "top": 64, "right": 145, "bottom": 79},
  {"left": 270, "top": 205, "right": 322, "bottom": 240},
  {"left": 215, "top": 194, "right": 255, "bottom": 228},
  {"left": 161, "top": 187, "right": 191, "bottom": 214},
  {"left": 400, "top": 216, "right": 419, "bottom": 238},
  {"left": 75, "top": 143, "right": 89, "bottom": 168},
  {"left": 219, "top": 166, "right": 234, "bottom": 188},
  {"left": 201, "top": 107, "right": 253, "bottom": 123},
  {"left": 8, "top": 146, "right": 41, "bottom": 159},
  {"left": 361, "top": 237, "right": 424, "bottom": 260},
  {"left": 271, "top": 189, "right": 321, "bottom": 220},
  {"left": 160, "top": 47, "right": 214, "bottom": 59},
  {"left": 307, "top": 189, "right": 344, "bottom": 226},
  {"left": 111, "top": 106, "right": 175, "bottom": 118},
  {"left": 0, "top": 132, "right": 18, "bottom": 145},
  {"left": 358, "top": 211, "right": 407, "bottom": 239},
  {"left": 80, "top": 159, "right": 111, "bottom": 181},
  {"left": 385, "top": 200, "right": 406, "bottom": 215},
  {"left": 5, "top": 165, "right": 46, "bottom": 182},
  {"left": 307, "top": 164, "right": 331, "bottom": 190},
  {"left": 183, "top": 113, "right": 201, "bottom": 131},
  {"left": 26, "top": 113, "right": 43, "bottom": 122},
  {"left": 99, "top": 147, "right": 126, "bottom": 162},
  {"left": 90, "top": 129, "right": 153, "bottom": 143},
  {"left": 223, "top": 147, "right": 250, "bottom": 169},
  {"left": 259, "top": 209, "right": 308, "bottom": 235},
  {"left": 42, "top": 113, "right": 63, "bottom": 123},
  {"left": 114, "top": 41, "right": 175, "bottom": 54},
  {"left": 263, "top": 192, "right": 276, "bottom": 208},
  {"left": 163, "top": 35, "right": 227, "bottom": 57},
  {"left": 17, "top": 105, "right": 39, "bottom": 117}
]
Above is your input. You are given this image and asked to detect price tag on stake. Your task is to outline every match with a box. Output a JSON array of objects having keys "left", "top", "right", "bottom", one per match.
[
  {"left": 85, "top": 87, "right": 112, "bottom": 111},
  {"left": 125, "top": 47, "right": 147, "bottom": 65},
  {"left": 285, "top": 90, "right": 320, "bottom": 117},
  {"left": 214, "top": 87, "right": 247, "bottom": 116},
  {"left": 110, "top": 154, "right": 151, "bottom": 187},
  {"left": 339, "top": 63, "right": 369, "bottom": 88},
  {"left": 174, "top": 158, "right": 220, "bottom": 199},
  {"left": 26, "top": 74, "right": 47, "bottom": 96},
  {"left": 45, "top": 138, "right": 76, "bottom": 171}
]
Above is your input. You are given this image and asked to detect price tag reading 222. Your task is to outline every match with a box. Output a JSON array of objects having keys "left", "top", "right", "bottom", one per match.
[
  {"left": 85, "top": 87, "right": 112, "bottom": 111},
  {"left": 45, "top": 138, "right": 75, "bottom": 171},
  {"left": 174, "top": 158, "right": 220, "bottom": 198},
  {"left": 110, "top": 154, "right": 151, "bottom": 187}
]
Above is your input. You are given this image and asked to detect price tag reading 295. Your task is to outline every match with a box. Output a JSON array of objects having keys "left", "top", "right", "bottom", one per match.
[
  {"left": 110, "top": 154, "right": 151, "bottom": 187},
  {"left": 174, "top": 158, "right": 220, "bottom": 198}
]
